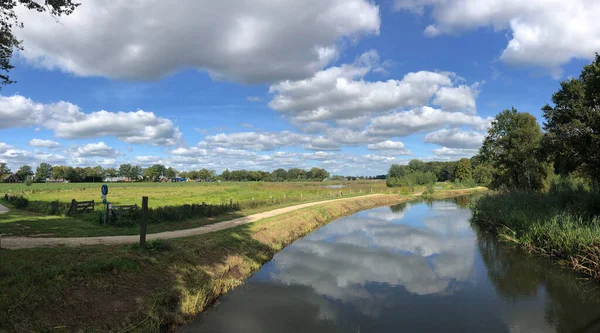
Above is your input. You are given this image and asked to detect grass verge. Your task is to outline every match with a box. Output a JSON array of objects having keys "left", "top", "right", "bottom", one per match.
[
  {"left": 0, "top": 194, "right": 405, "bottom": 332},
  {"left": 470, "top": 186, "right": 600, "bottom": 280}
]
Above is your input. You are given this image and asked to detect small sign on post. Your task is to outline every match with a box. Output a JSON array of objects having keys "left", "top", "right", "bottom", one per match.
[{"left": 101, "top": 184, "right": 109, "bottom": 225}]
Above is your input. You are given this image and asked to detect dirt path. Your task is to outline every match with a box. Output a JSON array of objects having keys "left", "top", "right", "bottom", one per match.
[
  {"left": 0, "top": 194, "right": 385, "bottom": 250},
  {"left": 0, "top": 204, "right": 8, "bottom": 215}
]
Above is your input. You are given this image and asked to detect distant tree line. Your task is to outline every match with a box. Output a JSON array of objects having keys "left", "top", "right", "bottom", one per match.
[
  {"left": 386, "top": 158, "right": 492, "bottom": 187},
  {"left": 0, "top": 162, "right": 336, "bottom": 183}
]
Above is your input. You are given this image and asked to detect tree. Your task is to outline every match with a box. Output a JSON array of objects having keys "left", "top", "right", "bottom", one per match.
[
  {"left": 0, "top": 162, "right": 10, "bottom": 177},
  {"left": 271, "top": 168, "right": 287, "bottom": 181},
  {"left": 130, "top": 165, "right": 142, "bottom": 180},
  {"left": 454, "top": 158, "right": 472, "bottom": 181},
  {"left": 408, "top": 159, "right": 426, "bottom": 173},
  {"left": 0, "top": 1, "right": 79, "bottom": 87},
  {"left": 480, "top": 108, "right": 551, "bottom": 190},
  {"left": 308, "top": 167, "right": 329, "bottom": 180},
  {"left": 104, "top": 167, "right": 118, "bottom": 178},
  {"left": 542, "top": 54, "right": 600, "bottom": 182},
  {"left": 165, "top": 167, "right": 177, "bottom": 179},
  {"left": 35, "top": 162, "right": 52, "bottom": 182},
  {"left": 118, "top": 164, "right": 133, "bottom": 178},
  {"left": 15, "top": 165, "right": 33, "bottom": 181},
  {"left": 145, "top": 164, "right": 166, "bottom": 182},
  {"left": 388, "top": 164, "right": 408, "bottom": 179},
  {"left": 473, "top": 163, "right": 494, "bottom": 185}
]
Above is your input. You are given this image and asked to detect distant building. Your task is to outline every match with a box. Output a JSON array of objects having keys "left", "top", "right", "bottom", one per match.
[
  {"left": 104, "top": 176, "right": 133, "bottom": 182},
  {"left": 45, "top": 178, "right": 66, "bottom": 183},
  {"left": 171, "top": 177, "right": 187, "bottom": 182},
  {"left": 2, "top": 173, "right": 20, "bottom": 183}
]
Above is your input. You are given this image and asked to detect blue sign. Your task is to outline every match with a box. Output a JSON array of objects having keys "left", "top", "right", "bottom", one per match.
[
  {"left": 101, "top": 184, "right": 109, "bottom": 195},
  {"left": 102, "top": 198, "right": 107, "bottom": 205}
]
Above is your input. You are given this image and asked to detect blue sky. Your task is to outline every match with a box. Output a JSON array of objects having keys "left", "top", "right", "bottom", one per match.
[{"left": 0, "top": 0, "right": 596, "bottom": 175}]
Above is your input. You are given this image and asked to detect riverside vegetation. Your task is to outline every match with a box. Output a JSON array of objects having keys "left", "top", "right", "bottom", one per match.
[{"left": 466, "top": 55, "right": 600, "bottom": 281}]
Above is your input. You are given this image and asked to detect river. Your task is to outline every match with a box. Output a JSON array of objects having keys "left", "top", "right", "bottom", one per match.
[{"left": 180, "top": 197, "right": 600, "bottom": 333}]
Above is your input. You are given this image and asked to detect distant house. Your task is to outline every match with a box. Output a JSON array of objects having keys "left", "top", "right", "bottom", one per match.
[
  {"left": 45, "top": 178, "right": 66, "bottom": 183},
  {"left": 2, "top": 173, "right": 19, "bottom": 183},
  {"left": 104, "top": 176, "right": 133, "bottom": 182}
]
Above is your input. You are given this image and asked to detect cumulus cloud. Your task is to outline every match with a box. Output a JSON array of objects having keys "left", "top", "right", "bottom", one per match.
[
  {"left": 69, "top": 142, "right": 120, "bottom": 158},
  {"left": 367, "top": 140, "right": 412, "bottom": 155},
  {"left": 433, "top": 147, "right": 479, "bottom": 159},
  {"left": 15, "top": 0, "right": 380, "bottom": 83},
  {"left": 28, "top": 139, "right": 61, "bottom": 149},
  {"left": 432, "top": 84, "right": 479, "bottom": 113},
  {"left": 394, "top": 0, "right": 600, "bottom": 76},
  {"left": 269, "top": 52, "right": 464, "bottom": 122},
  {"left": 366, "top": 107, "right": 491, "bottom": 137},
  {"left": 201, "top": 131, "right": 306, "bottom": 151},
  {"left": 0, "top": 142, "right": 66, "bottom": 167},
  {"left": 424, "top": 128, "right": 485, "bottom": 149},
  {"left": 0, "top": 95, "right": 182, "bottom": 146}
]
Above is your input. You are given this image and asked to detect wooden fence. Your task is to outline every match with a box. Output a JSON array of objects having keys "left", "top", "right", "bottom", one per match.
[
  {"left": 110, "top": 204, "right": 138, "bottom": 218},
  {"left": 68, "top": 199, "right": 94, "bottom": 215}
]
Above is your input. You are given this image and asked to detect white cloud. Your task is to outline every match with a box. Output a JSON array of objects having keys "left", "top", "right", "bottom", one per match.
[
  {"left": 201, "top": 131, "right": 306, "bottom": 151},
  {"left": 269, "top": 52, "right": 460, "bottom": 122},
  {"left": 15, "top": 0, "right": 380, "bottom": 83},
  {"left": 433, "top": 147, "right": 479, "bottom": 159},
  {"left": 0, "top": 95, "right": 44, "bottom": 128},
  {"left": 394, "top": 0, "right": 600, "bottom": 76},
  {"left": 424, "top": 128, "right": 485, "bottom": 149},
  {"left": 70, "top": 142, "right": 120, "bottom": 158},
  {"left": 366, "top": 107, "right": 491, "bottom": 137},
  {"left": 246, "top": 96, "right": 263, "bottom": 102},
  {"left": 28, "top": 139, "right": 61, "bottom": 149},
  {"left": 0, "top": 95, "right": 182, "bottom": 146},
  {"left": 432, "top": 83, "right": 479, "bottom": 113},
  {"left": 367, "top": 140, "right": 412, "bottom": 155},
  {"left": 0, "top": 142, "right": 66, "bottom": 168}
]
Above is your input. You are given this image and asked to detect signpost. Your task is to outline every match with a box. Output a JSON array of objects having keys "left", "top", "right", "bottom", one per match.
[{"left": 101, "top": 184, "right": 109, "bottom": 225}]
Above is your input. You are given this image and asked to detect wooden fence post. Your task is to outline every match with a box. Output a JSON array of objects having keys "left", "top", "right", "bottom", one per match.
[
  {"left": 68, "top": 199, "right": 77, "bottom": 216},
  {"left": 229, "top": 198, "right": 233, "bottom": 209},
  {"left": 140, "top": 196, "right": 148, "bottom": 248},
  {"left": 51, "top": 200, "right": 58, "bottom": 215}
]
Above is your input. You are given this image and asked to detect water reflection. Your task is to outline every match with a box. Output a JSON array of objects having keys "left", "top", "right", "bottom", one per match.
[{"left": 181, "top": 198, "right": 600, "bottom": 333}]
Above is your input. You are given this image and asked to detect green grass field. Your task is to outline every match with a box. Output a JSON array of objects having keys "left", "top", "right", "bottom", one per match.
[
  {"left": 0, "top": 180, "right": 398, "bottom": 237},
  {"left": 0, "top": 180, "right": 472, "bottom": 238},
  {"left": 0, "top": 180, "right": 389, "bottom": 207}
]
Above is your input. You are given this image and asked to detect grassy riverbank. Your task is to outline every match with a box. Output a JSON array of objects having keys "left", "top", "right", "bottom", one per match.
[
  {"left": 470, "top": 181, "right": 600, "bottom": 279},
  {"left": 0, "top": 195, "right": 405, "bottom": 332}
]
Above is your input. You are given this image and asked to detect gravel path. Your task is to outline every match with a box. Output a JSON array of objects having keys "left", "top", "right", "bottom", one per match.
[
  {"left": 0, "top": 194, "right": 384, "bottom": 250},
  {"left": 0, "top": 204, "right": 8, "bottom": 215}
]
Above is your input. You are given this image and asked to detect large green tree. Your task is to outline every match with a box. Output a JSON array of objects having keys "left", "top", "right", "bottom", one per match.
[
  {"left": 35, "top": 162, "right": 52, "bottom": 181},
  {"left": 454, "top": 158, "right": 472, "bottom": 181},
  {"left": 15, "top": 165, "right": 33, "bottom": 181},
  {"left": 479, "top": 108, "right": 551, "bottom": 190},
  {"left": 0, "top": 1, "right": 79, "bottom": 87},
  {"left": 542, "top": 54, "right": 600, "bottom": 182},
  {"left": 0, "top": 162, "right": 10, "bottom": 177}
]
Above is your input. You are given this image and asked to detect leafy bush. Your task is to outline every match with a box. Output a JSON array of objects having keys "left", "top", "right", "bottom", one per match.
[
  {"left": 387, "top": 171, "right": 437, "bottom": 188},
  {"left": 25, "top": 179, "right": 33, "bottom": 186}
]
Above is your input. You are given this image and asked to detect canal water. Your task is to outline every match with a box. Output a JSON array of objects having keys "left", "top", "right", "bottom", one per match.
[{"left": 180, "top": 197, "right": 600, "bottom": 333}]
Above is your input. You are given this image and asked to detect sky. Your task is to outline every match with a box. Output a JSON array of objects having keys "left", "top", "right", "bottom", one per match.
[{"left": 0, "top": 0, "right": 598, "bottom": 176}]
